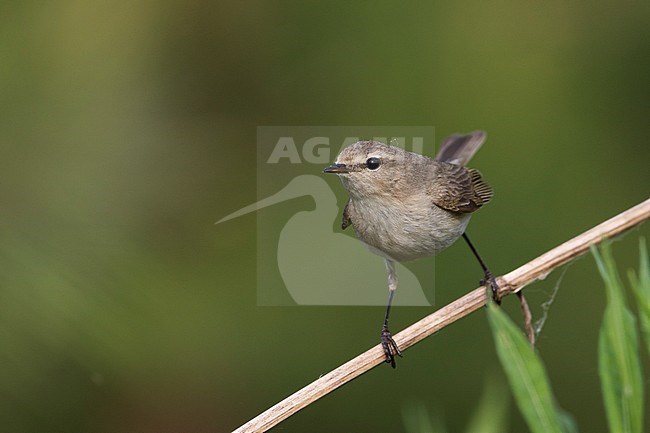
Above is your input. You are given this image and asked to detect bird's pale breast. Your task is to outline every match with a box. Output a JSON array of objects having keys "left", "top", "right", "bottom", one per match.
[{"left": 348, "top": 195, "right": 471, "bottom": 262}]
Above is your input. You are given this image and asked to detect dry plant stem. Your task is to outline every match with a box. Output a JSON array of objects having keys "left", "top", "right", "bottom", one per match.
[
  {"left": 232, "top": 198, "right": 650, "bottom": 433},
  {"left": 517, "top": 291, "right": 535, "bottom": 346}
]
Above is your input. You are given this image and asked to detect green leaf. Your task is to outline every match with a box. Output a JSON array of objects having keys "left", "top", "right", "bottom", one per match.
[
  {"left": 593, "top": 243, "right": 644, "bottom": 433},
  {"left": 487, "top": 302, "right": 567, "bottom": 433},
  {"left": 628, "top": 238, "right": 650, "bottom": 356}
]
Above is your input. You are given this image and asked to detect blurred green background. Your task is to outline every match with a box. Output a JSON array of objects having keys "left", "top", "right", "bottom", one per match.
[{"left": 2, "top": 2, "right": 649, "bottom": 432}]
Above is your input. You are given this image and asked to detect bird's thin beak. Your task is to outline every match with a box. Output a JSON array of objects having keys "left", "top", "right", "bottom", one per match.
[{"left": 323, "top": 163, "right": 351, "bottom": 174}]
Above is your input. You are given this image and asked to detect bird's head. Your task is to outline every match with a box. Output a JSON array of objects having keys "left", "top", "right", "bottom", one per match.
[{"left": 323, "top": 141, "right": 417, "bottom": 198}]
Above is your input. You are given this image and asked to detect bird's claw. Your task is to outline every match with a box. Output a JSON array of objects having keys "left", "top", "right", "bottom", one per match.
[
  {"left": 381, "top": 325, "right": 402, "bottom": 368},
  {"left": 481, "top": 271, "right": 501, "bottom": 305}
]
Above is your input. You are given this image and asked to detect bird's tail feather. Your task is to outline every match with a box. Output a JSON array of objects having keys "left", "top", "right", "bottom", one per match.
[{"left": 434, "top": 130, "right": 487, "bottom": 166}]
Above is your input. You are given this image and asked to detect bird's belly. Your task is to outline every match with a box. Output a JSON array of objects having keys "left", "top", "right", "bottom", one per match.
[{"left": 351, "top": 201, "right": 471, "bottom": 262}]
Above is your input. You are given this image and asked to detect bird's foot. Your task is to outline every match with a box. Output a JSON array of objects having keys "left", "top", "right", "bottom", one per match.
[
  {"left": 481, "top": 271, "right": 501, "bottom": 305},
  {"left": 381, "top": 325, "right": 402, "bottom": 368}
]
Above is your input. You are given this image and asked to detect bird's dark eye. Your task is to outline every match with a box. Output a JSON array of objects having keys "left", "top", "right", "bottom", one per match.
[{"left": 366, "top": 157, "right": 381, "bottom": 170}]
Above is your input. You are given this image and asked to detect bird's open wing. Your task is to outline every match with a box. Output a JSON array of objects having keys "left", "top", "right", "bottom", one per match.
[{"left": 429, "top": 163, "right": 493, "bottom": 213}]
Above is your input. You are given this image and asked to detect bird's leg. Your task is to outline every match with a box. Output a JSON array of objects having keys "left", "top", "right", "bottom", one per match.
[
  {"left": 381, "top": 259, "right": 402, "bottom": 368},
  {"left": 462, "top": 232, "right": 501, "bottom": 304}
]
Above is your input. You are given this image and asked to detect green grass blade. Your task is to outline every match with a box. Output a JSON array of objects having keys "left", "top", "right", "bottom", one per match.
[
  {"left": 463, "top": 375, "right": 510, "bottom": 433},
  {"left": 593, "top": 244, "right": 644, "bottom": 433},
  {"left": 487, "top": 302, "right": 566, "bottom": 433},
  {"left": 401, "top": 400, "right": 446, "bottom": 433},
  {"left": 628, "top": 238, "right": 650, "bottom": 356}
]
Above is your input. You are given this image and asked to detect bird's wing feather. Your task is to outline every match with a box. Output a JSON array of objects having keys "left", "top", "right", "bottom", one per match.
[
  {"left": 429, "top": 163, "right": 493, "bottom": 213},
  {"left": 342, "top": 199, "right": 352, "bottom": 229}
]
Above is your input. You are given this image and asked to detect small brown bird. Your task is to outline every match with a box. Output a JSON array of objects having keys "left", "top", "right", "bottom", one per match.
[{"left": 323, "top": 131, "right": 497, "bottom": 367}]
